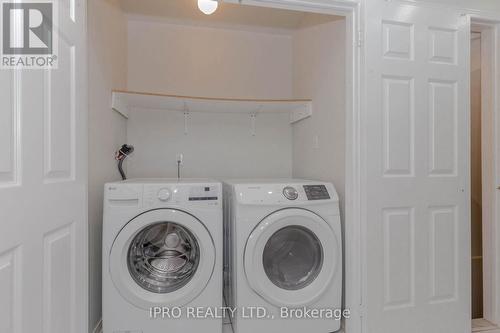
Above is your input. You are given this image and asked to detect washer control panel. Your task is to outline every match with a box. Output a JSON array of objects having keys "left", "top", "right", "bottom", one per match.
[
  {"left": 303, "top": 185, "right": 330, "bottom": 200},
  {"left": 188, "top": 185, "right": 219, "bottom": 201},
  {"left": 142, "top": 183, "right": 220, "bottom": 207},
  {"left": 105, "top": 180, "right": 221, "bottom": 209}
]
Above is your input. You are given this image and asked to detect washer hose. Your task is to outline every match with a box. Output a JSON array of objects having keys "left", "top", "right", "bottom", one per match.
[
  {"left": 118, "top": 159, "right": 126, "bottom": 180},
  {"left": 115, "top": 144, "right": 134, "bottom": 180}
]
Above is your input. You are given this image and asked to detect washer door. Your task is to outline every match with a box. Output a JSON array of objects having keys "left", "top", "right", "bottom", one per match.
[
  {"left": 244, "top": 208, "right": 339, "bottom": 307},
  {"left": 110, "top": 209, "right": 215, "bottom": 309}
]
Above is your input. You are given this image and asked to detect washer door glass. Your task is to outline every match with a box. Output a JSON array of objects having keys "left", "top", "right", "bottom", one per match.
[
  {"left": 263, "top": 226, "right": 323, "bottom": 290},
  {"left": 127, "top": 222, "right": 200, "bottom": 294},
  {"left": 110, "top": 209, "right": 215, "bottom": 309}
]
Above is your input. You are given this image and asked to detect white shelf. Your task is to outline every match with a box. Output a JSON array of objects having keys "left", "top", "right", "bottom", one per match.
[{"left": 111, "top": 90, "right": 312, "bottom": 124}]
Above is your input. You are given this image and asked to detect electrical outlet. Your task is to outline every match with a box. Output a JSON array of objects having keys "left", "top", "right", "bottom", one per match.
[
  {"left": 176, "top": 153, "right": 184, "bottom": 165},
  {"left": 313, "top": 135, "right": 320, "bottom": 149}
]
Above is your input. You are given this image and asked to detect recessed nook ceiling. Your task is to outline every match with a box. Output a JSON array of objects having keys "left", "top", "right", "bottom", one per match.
[{"left": 119, "top": 0, "right": 343, "bottom": 31}]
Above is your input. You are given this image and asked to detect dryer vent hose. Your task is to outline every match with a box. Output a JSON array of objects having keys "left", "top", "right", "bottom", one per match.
[{"left": 115, "top": 144, "right": 134, "bottom": 180}]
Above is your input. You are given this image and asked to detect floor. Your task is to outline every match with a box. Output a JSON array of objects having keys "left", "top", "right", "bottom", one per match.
[
  {"left": 223, "top": 323, "right": 233, "bottom": 333},
  {"left": 221, "top": 319, "right": 500, "bottom": 333},
  {"left": 473, "top": 318, "right": 500, "bottom": 333},
  {"left": 95, "top": 320, "right": 499, "bottom": 333}
]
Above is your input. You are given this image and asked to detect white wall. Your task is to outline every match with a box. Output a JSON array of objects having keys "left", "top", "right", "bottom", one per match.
[
  {"left": 124, "top": 16, "right": 347, "bottom": 184},
  {"left": 126, "top": 109, "right": 292, "bottom": 179},
  {"left": 127, "top": 18, "right": 293, "bottom": 99},
  {"left": 88, "top": 0, "right": 128, "bottom": 330},
  {"left": 126, "top": 18, "right": 295, "bottom": 179},
  {"left": 291, "top": 18, "right": 346, "bottom": 204}
]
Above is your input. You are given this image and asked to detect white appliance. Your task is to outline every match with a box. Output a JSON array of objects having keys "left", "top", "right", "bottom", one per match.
[
  {"left": 223, "top": 179, "right": 343, "bottom": 333},
  {"left": 103, "top": 179, "right": 222, "bottom": 333}
]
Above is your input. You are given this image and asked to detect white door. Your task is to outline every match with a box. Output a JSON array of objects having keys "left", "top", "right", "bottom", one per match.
[
  {"left": 364, "top": 1, "right": 470, "bottom": 333},
  {"left": 0, "top": 1, "right": 87, "bottom": 333}
]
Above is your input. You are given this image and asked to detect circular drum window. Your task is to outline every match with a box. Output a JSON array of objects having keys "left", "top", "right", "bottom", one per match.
[
  {"left": 127, "top": 222, "right": 200, "bottom": 294},
  {"left": 263, "top": 226, "right": 323, "bottom": 290}
]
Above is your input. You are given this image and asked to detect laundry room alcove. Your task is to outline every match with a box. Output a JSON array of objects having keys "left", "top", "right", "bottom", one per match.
[
  {"left": 89, "top": 2, "right": 348, "bottom": 331},
  {"left": 95, "top": 0, "right": 347, "bottom": 197}
]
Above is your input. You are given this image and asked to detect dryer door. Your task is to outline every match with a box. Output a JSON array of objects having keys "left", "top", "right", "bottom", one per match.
[
  {"left": 244, "top": 208, "right": 340, "bottom": 307},
  {"left": 110, "top": 209, "right": 215, "bottom": 309}
]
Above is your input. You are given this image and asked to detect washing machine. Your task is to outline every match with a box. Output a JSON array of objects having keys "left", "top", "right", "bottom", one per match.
[
  {"left": 223, "top": 179, "right": 342, "bottom": 333},
  {"left": 103, "top": 179, "right": 222, "bottom": 333}
]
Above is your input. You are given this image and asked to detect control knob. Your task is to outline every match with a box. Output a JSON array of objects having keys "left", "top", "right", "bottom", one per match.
[
  {"left": 157, "top": 188, "right": 171, "bottom": 202},
  {"left": 283, "top": 186, "right": 298, "bottom": 200}
]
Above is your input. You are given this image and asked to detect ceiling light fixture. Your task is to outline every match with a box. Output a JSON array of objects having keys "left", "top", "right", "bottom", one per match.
[{"left": 198, "top": 0, "right": 218, "bottom": 15}]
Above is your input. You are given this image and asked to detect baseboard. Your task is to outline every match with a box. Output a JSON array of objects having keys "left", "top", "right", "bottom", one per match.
[{"left": 92, "top": 319, "right": 102, "bottom": 333}]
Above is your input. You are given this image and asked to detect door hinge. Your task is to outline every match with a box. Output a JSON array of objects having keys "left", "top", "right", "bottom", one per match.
[
  {"left": 359, "top": 304, "right": 364, "bottom": 318},
  {"left": 357, "top": 30, "right": 363, "bottom": 47}
]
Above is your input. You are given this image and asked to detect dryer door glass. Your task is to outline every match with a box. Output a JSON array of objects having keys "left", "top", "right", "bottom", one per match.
[
  {"left": 127, "top": 222, "right": 200, "bottom": 293},
  {"left": 262, "top": 225, "right": 323, "bottom": 290}
]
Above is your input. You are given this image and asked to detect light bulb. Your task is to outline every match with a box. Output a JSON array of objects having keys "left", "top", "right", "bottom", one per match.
[{"left": 198, "top": 0, "right": 218, "bottom": 15}]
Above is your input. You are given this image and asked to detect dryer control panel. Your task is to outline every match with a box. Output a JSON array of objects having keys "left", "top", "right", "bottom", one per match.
[
  {"left": 303, "top": 185, "right": 331, "bottom": 200},
  {"left": 231, "top": 180, "right": 338, "bottom": 206}
]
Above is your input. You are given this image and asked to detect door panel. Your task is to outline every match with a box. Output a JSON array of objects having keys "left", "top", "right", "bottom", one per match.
[
  {"left": 382, "top": 207, "right": 415, "bottom": 310},
  {"left": 429, "top": 206, "right": 458, "bottom": 303},
  {"left": 382, "top": 76, "right": 414, "bottom": 176},
  {"left": 429, "top": 80, "right": 458, "bottom": 175},
  {"left": 43, "top": 37, "right": 76, "bottom": 182},
  {"left": 0, "top": 1, "right": 87, "bottom": 333},
  {"left": 0, "top": 247, "right": 21, "bottom": 333},
  {"left": 364, "top": 2, "right": 470, "bottom": 332},
  {"left": 43, "top": 223, "right": 77, "bottom": 333},
  {"left": 0, "top": 71, "right": 19, "bottom": 185}
]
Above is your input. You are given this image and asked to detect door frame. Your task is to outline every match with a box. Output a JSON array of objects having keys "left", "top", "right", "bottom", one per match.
[
  {"left": 469, "top": 16, "right": 500, "bottom": 327},
  {"left": 223, "top": 0, "right": 363, "bottom": 332}
]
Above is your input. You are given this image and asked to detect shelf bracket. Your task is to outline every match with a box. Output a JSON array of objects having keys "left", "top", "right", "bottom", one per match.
[
  {"left": 183, "top": 102, "right": 189, "bottom": 135},
  {"left": 290, "top": 103, "right": 312, "bottom": 124},
  {"left": 111, "top": 93, "right": 130, "bottom": 119}
]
